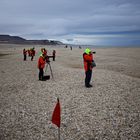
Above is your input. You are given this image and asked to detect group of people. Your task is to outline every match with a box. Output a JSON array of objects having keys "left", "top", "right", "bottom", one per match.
[
  {"left": 23, "top": 46, "right": 95, "bottom": 88},
  {"left": 23, "top": 48, "right": 36, "bottom": 61},
  {"left": 64, "top": 45, "right": 72, "bottom": 50},
  {"left": 65, "top": 45, "right": 82, "bottom": 49},
  {"left": 38, "top": 48, "right": 96, "bottom": 88},
  {"left": 37, "top": 47, "right": 95, "bottom": 88}
]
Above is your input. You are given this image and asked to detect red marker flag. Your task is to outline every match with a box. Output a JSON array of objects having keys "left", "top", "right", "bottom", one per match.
[{"left": 52, "top": 98, "right": 61, "bottom": 128}]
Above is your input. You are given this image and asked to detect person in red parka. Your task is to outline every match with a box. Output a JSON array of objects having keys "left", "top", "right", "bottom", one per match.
[
  {"left": 83, "top": 48, "right": 95, "bottom": 88},
  {"left": 30, "top": 48, "right": 35, "bottom": 61},
  {"left": 38, "top": 53, "right": 46, "bottom": 80}
]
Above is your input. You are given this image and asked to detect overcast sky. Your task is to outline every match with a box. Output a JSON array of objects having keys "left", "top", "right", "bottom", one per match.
[{"left": 0, "top": 0, "right": 140, "bottom": 46}]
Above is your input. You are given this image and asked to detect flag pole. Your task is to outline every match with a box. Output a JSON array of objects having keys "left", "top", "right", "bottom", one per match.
[
  {"left": 57, "top": 97, "right": 60, "bottom": 140},
  {"left": 58, "top": 127, "right": 60, "bottom": 140}
]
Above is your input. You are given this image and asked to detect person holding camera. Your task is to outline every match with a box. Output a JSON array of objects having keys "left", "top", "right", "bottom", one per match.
[{"left": 83, "top": 48, "right": 96, "bottom": 88}]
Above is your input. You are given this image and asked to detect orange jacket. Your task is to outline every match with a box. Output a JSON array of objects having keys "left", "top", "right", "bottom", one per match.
[
  {"left": 38, "top": 56, "right": 45, "bottom": 69},
  {"left": 83, "top": 53, "right": 93, "bottom": 71}
]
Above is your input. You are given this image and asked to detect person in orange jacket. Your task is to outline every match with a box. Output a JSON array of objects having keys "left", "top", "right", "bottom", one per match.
[
  {"left": 38, "top": 53, "right": 46, "bottom": 81},
  {"left": 83, "top": 48, "right": 95, "bottom": 88}
]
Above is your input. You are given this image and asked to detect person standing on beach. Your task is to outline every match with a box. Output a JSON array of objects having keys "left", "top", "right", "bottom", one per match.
[
  {"left": 52, "top": 50, "right": 56, "bottom": 61},
  {"left": 38, "top": 53, "right": 46, "bottom": 81},
  {"left": 30, "top": 48, "right": 35, "bottom": 61},
  {"left": 83, "top": 48, "right": 94, "bottom": 88},
  {"left": 23, "top": 48, "right": 27, "bottom": 61}
]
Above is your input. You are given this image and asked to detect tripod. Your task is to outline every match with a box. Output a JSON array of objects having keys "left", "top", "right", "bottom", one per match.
[{"left": 45, "top": 61, "right": 54, "bottom": 79}]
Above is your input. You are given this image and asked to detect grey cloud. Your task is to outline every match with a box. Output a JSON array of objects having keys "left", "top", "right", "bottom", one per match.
[
  {"left": 0, "top": 23, "right": 34, "bottom": 34},
  {"left": 0, "top": 0, "right": 140, "bottom": 45}
]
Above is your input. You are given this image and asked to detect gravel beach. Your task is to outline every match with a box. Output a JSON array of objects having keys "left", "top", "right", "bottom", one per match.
[{"left": 0, "top": 44, "right": 140, "bottom": 140}]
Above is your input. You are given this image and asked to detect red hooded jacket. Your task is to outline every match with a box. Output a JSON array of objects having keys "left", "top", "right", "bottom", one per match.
[
  {"left": 38, "top": 56, "right": 45, "bottom": 69},
  {"left": 83, "top": 53, "right": 93, "bottom": 71}
]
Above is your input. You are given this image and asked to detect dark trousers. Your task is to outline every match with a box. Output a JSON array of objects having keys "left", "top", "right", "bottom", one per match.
[
  {"left": 39, "top": 68, "right": 44, "bottom": 80},
  {"left": 53, "top": 56, "right": 55, "bottom": 61},
  {"left": 24, "top": 54, "right": 26, "bottom": 61},
  {"left": 31, "top": 56, "right": 34, "bottom": 61},
  {"left": 85, "top": 70, "right": 92, "bottom": 86}
]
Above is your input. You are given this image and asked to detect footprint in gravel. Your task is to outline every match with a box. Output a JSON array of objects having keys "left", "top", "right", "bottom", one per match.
[{"left": 1, "top": 71, "right": 5, "bottom": 73}]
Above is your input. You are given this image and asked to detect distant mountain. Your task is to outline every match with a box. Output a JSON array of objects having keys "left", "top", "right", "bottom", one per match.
[
  {"left": 0, "top": 35, "right": 63, "bottom": 45},
  {"left": 0, "top": 35, "right": 26, "bottom": 42}
]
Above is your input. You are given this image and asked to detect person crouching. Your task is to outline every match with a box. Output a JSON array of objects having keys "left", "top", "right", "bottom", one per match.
[{"left": 38, "top": 53, "right": 46, "bottom": 81}]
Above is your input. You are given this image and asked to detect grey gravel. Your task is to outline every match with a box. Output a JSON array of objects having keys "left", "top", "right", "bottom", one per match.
[{"left": 0, "top": 45, "right": 140, "bottom": 140}]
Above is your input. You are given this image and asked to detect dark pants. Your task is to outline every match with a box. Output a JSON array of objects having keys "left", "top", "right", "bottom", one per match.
[
  {"left": 31, "top": 56, "right": 34, "bottom": 61},
  {"left": 24, "top": 54, "right": 26, "bottom": 61},
  {"left": 39, "top": 68, "right": 44, "bottom": 80},
  {"left": 53, "top": 55, "right": 55, "bottom": 61},
  {"left": 85, "top": 70, "right": 92, "bottom": 86}
]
